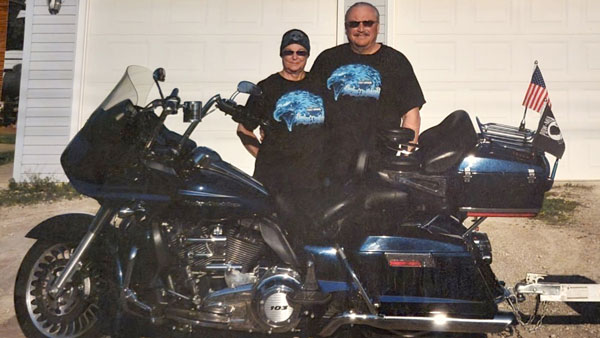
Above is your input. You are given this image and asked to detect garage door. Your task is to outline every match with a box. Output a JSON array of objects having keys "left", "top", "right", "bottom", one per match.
[
  {"left": 79, "top": 0, "right": 337, "bottom": 174},
  {"left": 391, "top": 0, "right": 600, "bottom": 180}
]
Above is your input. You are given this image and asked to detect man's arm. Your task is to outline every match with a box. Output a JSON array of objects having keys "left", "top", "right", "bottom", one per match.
[
  {"left": 236, "top": 123, "right": 260, "bottom": 158},
  {"left": 402, "top": 107, "right": 421, "bottom": 145}
]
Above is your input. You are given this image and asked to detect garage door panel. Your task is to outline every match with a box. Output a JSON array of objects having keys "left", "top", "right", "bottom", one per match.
[
  {"left": 88, "top": 0, "right": 153, "bottom": 34},
  {"left": 582, "top": 42, "right": 600, "bottom": 71},
  {"left": 471, "top": 0, "right": 513, "bottom": 24},
  {"left": 585, "top": 0, "right": 600, "bottom": 23},
  {"left": 164, "top": 41, "right": 208, "bottom": 74},
  {"left": 408, "top": 40, "right": 457, "bottom": 80},
  {"left": 280, "top": 0, "right": 320, "bottom": 23},
  {"left": 569, "top": 90, "right": 600, "bottom": 126},
  {"left": 471, "top": 42, "right": 512, "bottom": 73},
  {"left": 525, "top": 42, "right": 568, "bottom": 72},
  {"left": 165, "top": 0, "right": 210, "bottom": 24}
]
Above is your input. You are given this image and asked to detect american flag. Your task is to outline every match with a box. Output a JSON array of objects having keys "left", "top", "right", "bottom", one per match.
[{"left": 522, "top": 65, "right": 551, "bottom": 113}]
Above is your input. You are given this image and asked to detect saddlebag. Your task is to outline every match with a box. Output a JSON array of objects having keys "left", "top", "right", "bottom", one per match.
[{"left": 357, "top": 228, "right": 499, "bottom": 318}]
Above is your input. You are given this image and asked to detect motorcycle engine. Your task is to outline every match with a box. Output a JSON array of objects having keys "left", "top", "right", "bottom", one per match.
[
  {"left": 251, "top": 267, "right": 302, "bottom": 333},
  {"left": 162, "top": 218, "right": 265, "bottom": 291}
]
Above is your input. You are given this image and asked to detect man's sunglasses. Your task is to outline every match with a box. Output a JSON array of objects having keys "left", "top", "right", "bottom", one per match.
[
  {"left": 282, "top": 50, "right": 308, "bottom": 57},
  {"left": 346, "top": 20, "right": 377, "bottom": 28}
]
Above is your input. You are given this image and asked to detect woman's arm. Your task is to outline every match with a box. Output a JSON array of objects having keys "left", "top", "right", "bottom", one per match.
[{"left": 237, "top": 123, "right": 260, "bottom": 158}]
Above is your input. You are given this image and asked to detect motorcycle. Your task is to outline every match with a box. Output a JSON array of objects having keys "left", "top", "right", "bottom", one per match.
[{"left": 14, "top": 65, "right": 560, "bottom": 337}]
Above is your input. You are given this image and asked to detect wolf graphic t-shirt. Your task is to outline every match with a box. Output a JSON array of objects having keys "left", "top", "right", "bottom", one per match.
[
  {"left": 310, "top": 43, "right": 426, "bottom": 183},
  {"left": 244, "top": 73, "right": 326, "bottom": 193}
]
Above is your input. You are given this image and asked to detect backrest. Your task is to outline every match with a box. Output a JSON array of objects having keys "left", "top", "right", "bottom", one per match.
[{"left": 418, "top": 110, "right": 478, "bottom": 174}]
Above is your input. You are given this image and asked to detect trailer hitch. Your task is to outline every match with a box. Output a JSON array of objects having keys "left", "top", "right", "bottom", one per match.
[{"left": 515, "top": 273, "right": 600, "bottom": 302}]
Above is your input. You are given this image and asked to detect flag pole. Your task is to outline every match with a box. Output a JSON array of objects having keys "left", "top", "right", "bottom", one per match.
[{"left": 519, "top": 60, "right": 538, "bottom": 131}]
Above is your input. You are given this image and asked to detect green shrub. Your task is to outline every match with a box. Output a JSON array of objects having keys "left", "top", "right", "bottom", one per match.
[
  {"left": 0, "top": 134, "right": 16, "bottom": 144},
  {"left": 0, "top": 151, "right": 14, "bottom": 165},
  {"left": 0, "top": 176, "right": 81, "bottom": 206}
]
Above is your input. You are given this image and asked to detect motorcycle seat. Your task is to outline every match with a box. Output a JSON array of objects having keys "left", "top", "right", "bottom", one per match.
[
  {"left": 417, "top": 110, "right": 478, "bottom": 174},
  {"left": 377, "top": 128, "right": 421, "bottom": 172},
  {"left": 316, "top": 182, "right": 409, "bottom": 239},
  {"left": 380, "top": 154, "right": 421, "bottom": 172}
]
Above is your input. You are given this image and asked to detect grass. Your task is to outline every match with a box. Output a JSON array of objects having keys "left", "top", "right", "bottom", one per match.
[
  {"left": 0, "top": 176, "right": 81, "bottom": 207},
  {"left": 535, "top": 184, "right": 586, "bottom": 225},
  {"left": 560, "top": 182, "right": 593, "bottom": 191}
]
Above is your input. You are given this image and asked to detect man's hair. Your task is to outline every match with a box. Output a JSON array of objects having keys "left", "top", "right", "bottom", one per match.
[{"left": 345, "top": 2, "right": 380, "bottom": 23}]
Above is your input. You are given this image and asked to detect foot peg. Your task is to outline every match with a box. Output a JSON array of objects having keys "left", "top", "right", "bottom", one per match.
[{"left": 287, "top": 260, "right": 331, "bottom": 306}]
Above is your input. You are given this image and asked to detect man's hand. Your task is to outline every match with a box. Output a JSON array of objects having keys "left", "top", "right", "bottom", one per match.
[{"left": 401, "top": 107, "right": 421, "bottom": 148}]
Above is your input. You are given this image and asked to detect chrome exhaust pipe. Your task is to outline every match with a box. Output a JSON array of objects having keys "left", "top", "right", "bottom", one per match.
[{"left": 319, "top": 312, "right": 514, "bottom": 337}]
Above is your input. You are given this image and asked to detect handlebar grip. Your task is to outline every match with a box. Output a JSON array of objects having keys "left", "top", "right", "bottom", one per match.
[{"left": 217, "top": 98, "right": 262, "bottom": 128}]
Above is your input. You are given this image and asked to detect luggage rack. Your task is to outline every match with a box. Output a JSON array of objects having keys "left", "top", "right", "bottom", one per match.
[{"left": 476, "top": 117, "right": 535, "bottom": 152}]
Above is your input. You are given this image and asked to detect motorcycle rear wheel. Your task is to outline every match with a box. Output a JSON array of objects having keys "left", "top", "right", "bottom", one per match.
[{"left": 14, "top": 240, "right": 107, "bottom": 338}]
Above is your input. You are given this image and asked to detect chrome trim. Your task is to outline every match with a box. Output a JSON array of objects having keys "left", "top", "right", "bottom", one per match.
[
  {"left": 186, "top": 236, "right": 227, "bottom": 243},
  {"left": 205, "top": 263, "right": 243, "bottom": 271},
  {"left": 318, "top": 312, "right": 515, "bottom": 337},
  {"left": 459, "top": 207, "right": 539, "bottom": 214},
  {"left": 178, "top": 189, "right": 237, "bottom": 199}
]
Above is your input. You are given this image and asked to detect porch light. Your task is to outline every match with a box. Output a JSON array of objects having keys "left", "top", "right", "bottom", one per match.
[{"left": 47, "top": 0, "right": 62, "bottom": 15}]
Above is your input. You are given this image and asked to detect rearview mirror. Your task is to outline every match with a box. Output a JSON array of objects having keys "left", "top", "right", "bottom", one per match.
[
  {"left": 237, "top": 81, "right": 262, "bottom": 96},
  {"left": 153, "top": 68, "right": 166, "bottom": 82}
]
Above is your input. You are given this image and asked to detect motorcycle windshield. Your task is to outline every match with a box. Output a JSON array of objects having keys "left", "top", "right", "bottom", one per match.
[{"left": 97, "top": 65, "right": 155, "bottom": 110}]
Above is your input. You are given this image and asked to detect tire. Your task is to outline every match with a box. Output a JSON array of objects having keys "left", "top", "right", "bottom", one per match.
[{"left": 14, "top": 240, "right": 108, "bottom": 338}]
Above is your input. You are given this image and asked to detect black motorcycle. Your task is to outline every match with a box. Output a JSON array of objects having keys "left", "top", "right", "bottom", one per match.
[{"left": 14, "top": 65, "right": 559, "bottom": 337}]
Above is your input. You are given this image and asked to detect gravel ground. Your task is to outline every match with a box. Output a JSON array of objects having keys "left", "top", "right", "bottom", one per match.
[{"left": 0, "top": 182, "right": 599, "bottom": 337}]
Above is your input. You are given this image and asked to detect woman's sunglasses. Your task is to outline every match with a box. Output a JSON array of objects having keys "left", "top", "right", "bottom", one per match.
[
  {"left": 346, "top": 20, "right": 377, "bottom": 28},
  {"left": 282, "top": 50, "right": 308, "bottom": 57}
]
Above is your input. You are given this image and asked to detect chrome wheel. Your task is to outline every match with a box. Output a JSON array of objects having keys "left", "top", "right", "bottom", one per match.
[{"left": 22, "top": 242, "right": 102, "bottom": 337}]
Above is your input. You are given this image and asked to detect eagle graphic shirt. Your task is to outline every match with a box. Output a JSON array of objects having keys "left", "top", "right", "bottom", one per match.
[
  {"left": 244, "top": 72, "right": 326, "bottom": 193},
  {"left": 310, "top": 43, "right": 426, "bottom": 183}
]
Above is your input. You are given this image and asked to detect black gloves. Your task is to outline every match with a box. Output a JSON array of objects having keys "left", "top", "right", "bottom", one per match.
[{"left": 217, "top": 99, "right": 261, "bottom": 129}]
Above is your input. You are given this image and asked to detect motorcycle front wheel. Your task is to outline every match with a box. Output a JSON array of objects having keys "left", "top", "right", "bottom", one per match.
[{"left": 14, "top": 240, "right": 108, "bottom": 338}]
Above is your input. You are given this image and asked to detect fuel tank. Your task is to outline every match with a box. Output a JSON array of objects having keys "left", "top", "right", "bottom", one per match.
[{"left": 178, "top": 147, "right": 272, "bottom": 219}]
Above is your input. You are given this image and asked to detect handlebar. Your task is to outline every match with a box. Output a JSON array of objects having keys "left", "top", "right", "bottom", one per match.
[{"left": 142, "top": 85, "right": 262, "bottom": 160}]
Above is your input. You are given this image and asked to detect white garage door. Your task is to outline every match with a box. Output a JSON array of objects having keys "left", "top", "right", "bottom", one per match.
[
  {"left": 391, "top": 0, "right": 600, "bottom": 180},
  {"left": 79, "top": 0, "right": 337, "bottom": 174}
]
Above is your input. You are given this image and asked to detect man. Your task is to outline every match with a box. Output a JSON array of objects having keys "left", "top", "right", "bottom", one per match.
[{"left": 311, "top": 2, "right": 425, "bottom": 184}]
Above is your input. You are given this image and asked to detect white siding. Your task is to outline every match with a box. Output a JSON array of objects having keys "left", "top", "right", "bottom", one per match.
[{"left": 13, "top": 0, "right": 79, "bottom": 181}]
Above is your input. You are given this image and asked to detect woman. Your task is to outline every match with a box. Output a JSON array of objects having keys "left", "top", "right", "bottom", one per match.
[
  {"left": 237, "top": 29, "right": 326, "bottom": 239},
  {"left": 237, "top": 29, "right": 325, "bottom": 196}
]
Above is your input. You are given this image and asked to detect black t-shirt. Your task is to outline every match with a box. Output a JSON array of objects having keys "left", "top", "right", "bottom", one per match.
[
  {"left": 244, "top": 72, "right": 326, "bottom": 193},
  {"left": 310, "top": 43, "right": 426, "bottom": 182}
]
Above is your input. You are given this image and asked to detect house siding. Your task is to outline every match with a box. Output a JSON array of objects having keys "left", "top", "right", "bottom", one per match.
[{"left": 13, "top": 0, "right": 78, "bottom": 181}]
